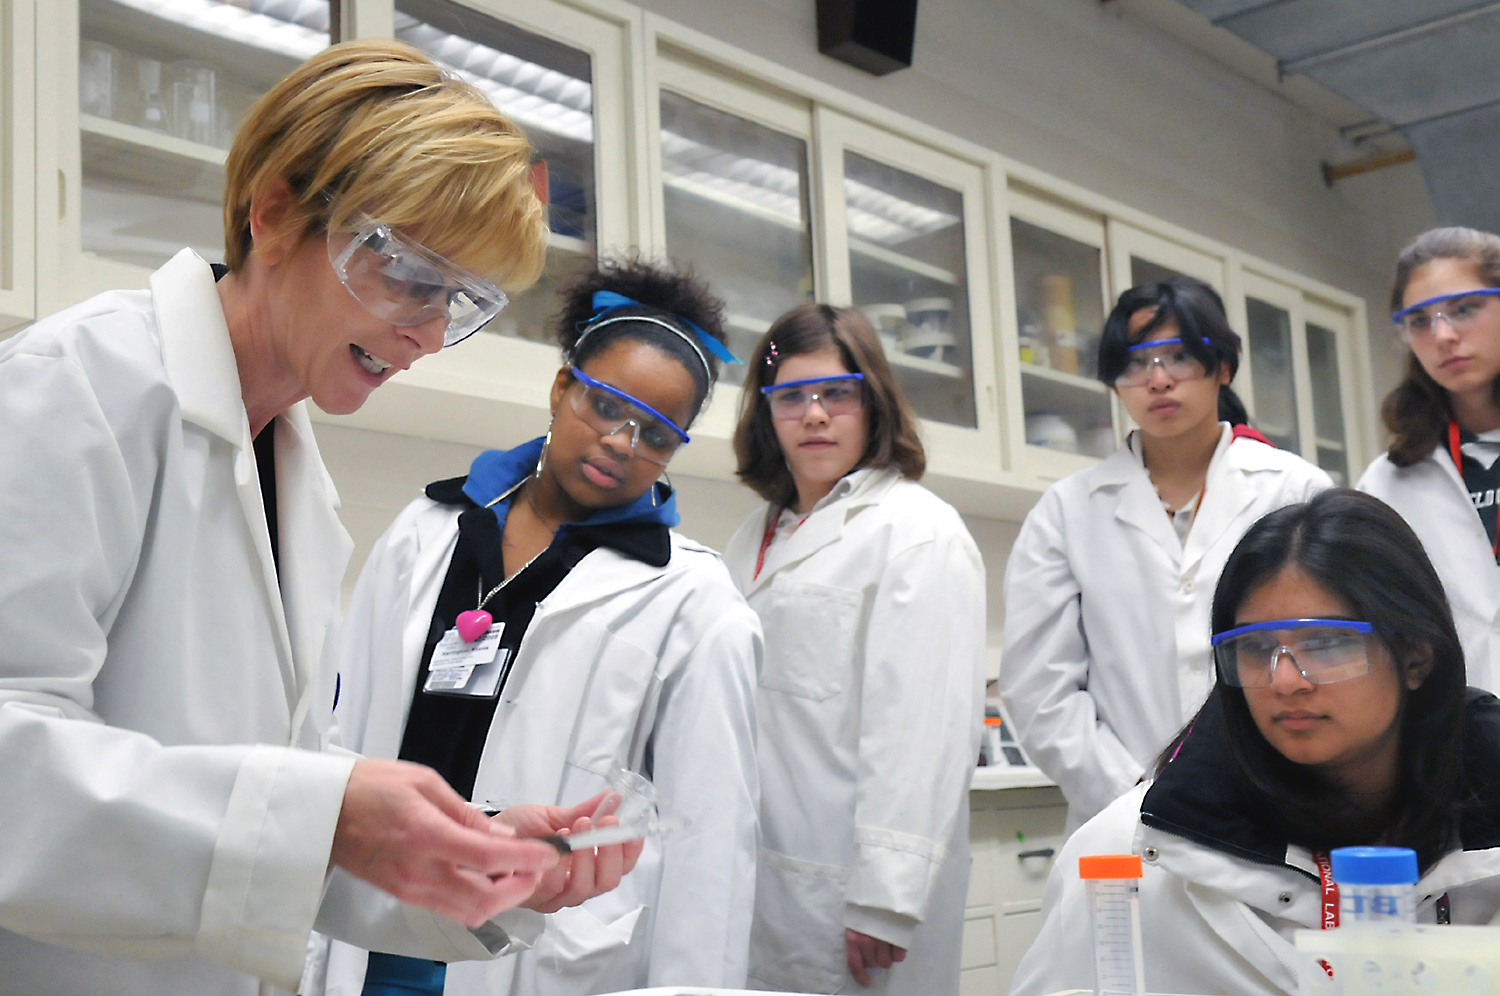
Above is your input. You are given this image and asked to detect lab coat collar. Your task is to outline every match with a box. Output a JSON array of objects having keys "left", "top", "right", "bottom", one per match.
[
  {"left": 151, "top": 249, "right": 350, "bottom": 739},
  {"left": 743, "top": 466, "right": 901, "bottom": 597},
  {"left": 152, "top": 249, "right": 247, "bottom": 448}
]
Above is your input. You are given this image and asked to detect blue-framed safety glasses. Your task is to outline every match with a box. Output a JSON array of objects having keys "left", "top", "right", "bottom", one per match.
[
  {"left": 760, "top": 373, "right": 865, "bottom": 421},
  {"left": 1210, "top": 618, "right": 1377, "bottom": 687},
  {"left": 1114, "top": 337, "right": 1213, "bottom": 388},
  {"left": 568, "top": 366, "right": 690, "bottom": 466},
  {"left": 1390, "top": 288, "right": 1500, "bottom": 343}
]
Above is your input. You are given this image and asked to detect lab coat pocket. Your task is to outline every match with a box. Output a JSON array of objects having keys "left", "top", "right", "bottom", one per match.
[
  {"left": 749, "top": 848, "right": 850, "bottom": 993},
  {"left": 524, "top": 902, "right": 648, "bottom": 996},
  {"left": 759, "top": 577, "right": 861, "bottom": 701}
]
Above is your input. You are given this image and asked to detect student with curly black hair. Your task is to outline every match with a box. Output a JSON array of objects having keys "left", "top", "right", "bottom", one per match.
[{"left": 320, "top": 258, "right": 762, "bottom": 996}]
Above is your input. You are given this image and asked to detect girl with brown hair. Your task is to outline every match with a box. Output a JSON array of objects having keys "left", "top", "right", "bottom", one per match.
[
  {"left": 1358, "top": 226, "right": 1500, "bottom": 694},
  {"left": 722, "top": 304, "right": 986, "bottom": 995}
]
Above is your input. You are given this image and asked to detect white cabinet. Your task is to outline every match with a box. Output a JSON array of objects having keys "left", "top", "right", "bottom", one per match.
[
  {"left": 18, "top": 0, "right": 1375, "bottom": 510},
  {"left": 965, "top": 786, "right": 1067, "bottom": 995}
]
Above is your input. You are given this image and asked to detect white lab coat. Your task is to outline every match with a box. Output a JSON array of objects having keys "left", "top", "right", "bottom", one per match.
[
  {"left": 321, "top": 494, "right": 762, "bottom": 996},
  {"left": 1359, "top": 448, "right": 1500, "bottom": 693},
  {"left": 0, "top": 250, "right": 538, "bottom": 996},
  {"left": 1000, "top": 426, "right": 1331, "bottom": 832},
  {"left": 1009, "top": 784, "right": 1500, "bottom": 996},
  {"left": 723, "top": 468, "right": 986, "bottom": 996}
]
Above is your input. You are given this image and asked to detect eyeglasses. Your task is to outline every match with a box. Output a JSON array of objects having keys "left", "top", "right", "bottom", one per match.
[
  {"left": 567, "top": 366, "right": 690, "bottom": 466},
  {"left": 1113, "top": 337, "right": 1211, "bottom": 388},
  {"left": 1391, "top": 288, "right": 1500, "bottom": 343},
  {"left": 327, "top": 218, "right": 509, "bottom": 347},
  {"left": 1210, "top": 619, "right": 1377, "bottom": 688},
  {"left": 761, "top": 374, "right": 865, "bottom": 421}
]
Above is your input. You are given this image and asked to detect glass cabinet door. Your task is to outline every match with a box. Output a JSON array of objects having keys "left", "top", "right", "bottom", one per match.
[
  {"left": 658, "top": 86, "right": 814, "bottom": 385},
  {"left": 1009, "top": 208, "right": 1112, "bottom": 459},
  {"left": 1244, "top": 295, "right": 1301, "bottom": 452},
  {"left": 841, "top": 150, "right": 975, "bottom": 428},
  {"left": 1305, "top": 301, "right": 1354, "bottom": 485},
  {"left": 397, "top": 0, "right": 596, "bottom": 345},
  {"left": 1107, "top": 220, "right": 1226, "bottom": 297},
  {"left": 78, "top": 0, "right": 330, "bottom": 268}
]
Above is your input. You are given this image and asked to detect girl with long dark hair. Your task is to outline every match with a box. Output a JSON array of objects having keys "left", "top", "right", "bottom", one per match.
[
  {"left": 1359, "top": 226, "right": 1500, "bottom": 693},
  {"left": 1011, "top": 490, "right": 1500, "bottom": 996},
  {"left": 1001, "top": 278, "right": 1330, "bottom": 832}
]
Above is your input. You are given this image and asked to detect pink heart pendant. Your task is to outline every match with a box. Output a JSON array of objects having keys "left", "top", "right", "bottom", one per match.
[{"left": 455, "top": 609, "right": 493, "bottom": 643}]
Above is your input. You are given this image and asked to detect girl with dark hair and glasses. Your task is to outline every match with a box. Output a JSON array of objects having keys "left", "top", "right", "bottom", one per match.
[
  {"left": 1001, "top": 278, "right": 1330, "bottom": 833},
  {"left": 321, "top": 259, "right": 761, "bottom": 996},
  {"left": 1011, "top": 489, "right": 1500, "bottom": 996},
  {"left": 1359, "top": 227, "right": 1500, "bottom": 694}
]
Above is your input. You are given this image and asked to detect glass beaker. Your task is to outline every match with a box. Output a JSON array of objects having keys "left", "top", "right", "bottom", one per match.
[
  {"left": 169, "top": 62, "right": 216, "bottom": 145},
  {"left": 1081, "top": 854, "right": 1146, "bottom": 996},
  {"left": 137, "top": 58, "right": 168, "bottom": 132},
  {"left": 79, "top": 41, "right": 118, "bottom": 120}
]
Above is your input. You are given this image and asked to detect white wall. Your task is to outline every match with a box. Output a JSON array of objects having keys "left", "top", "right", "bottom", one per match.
[{"left": 319, "top": 0, "right": 1433, "bottom": 654}]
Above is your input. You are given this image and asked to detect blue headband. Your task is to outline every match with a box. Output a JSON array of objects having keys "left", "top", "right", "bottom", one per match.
[{"left": 579, "top": 290, "right": 741, "bottom": 367}]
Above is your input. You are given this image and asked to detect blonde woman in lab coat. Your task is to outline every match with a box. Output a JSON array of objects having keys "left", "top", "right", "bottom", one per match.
[
  {"left": 1001, "top": 278, "right": 1330, "bottom": 833},
  {"left": 322, "top": 259, "right": 761, "bottom": 996},
  {"left": 1359, "top": 227, "right": 1500, "bottom": 694},
  {"left": 723, "top": 304, "right": 986, "bottom": 995},
  {"left": 1012, "top": 490, "right": 1500, "bottom": 996},
  {"left": 0, "top": 43, "right": 633, "bottom": 996}
]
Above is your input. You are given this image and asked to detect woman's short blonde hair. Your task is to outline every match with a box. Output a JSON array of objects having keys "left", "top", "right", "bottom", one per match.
[{"left": 223, "top": 39, "right": 546, "bottom": 289}]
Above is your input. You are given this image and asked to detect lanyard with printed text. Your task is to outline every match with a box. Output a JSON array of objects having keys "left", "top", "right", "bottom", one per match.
[
  {"left": 1314, "top": 851, "right": 1339, "bottom": 930},
  {"left": 1449, "top": 419, "right": 1500, "bottom": 559}
]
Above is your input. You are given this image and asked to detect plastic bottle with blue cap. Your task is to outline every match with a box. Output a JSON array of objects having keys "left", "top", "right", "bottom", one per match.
[{"left": 1331, "top": 846, "right": 1418, "bottom": 925}]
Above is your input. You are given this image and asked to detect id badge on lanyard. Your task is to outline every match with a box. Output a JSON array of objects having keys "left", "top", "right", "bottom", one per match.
[{"left": 424, "top": 622, "right": 511, "bottom": 698}]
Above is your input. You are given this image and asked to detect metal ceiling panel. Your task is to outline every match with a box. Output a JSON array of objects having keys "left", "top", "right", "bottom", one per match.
[
  {"left": 1169, "top": 0, "right": 1500, "bottom": 233},
  {"left": 1209, "top": 0, "right": 1493, "bottom": 63},
  {"left": 1406, "top": 104, "right": 1500, "bottom": 235},
  {"left": 1299, "top": 8, "right": 1500, "bottom": 126}
]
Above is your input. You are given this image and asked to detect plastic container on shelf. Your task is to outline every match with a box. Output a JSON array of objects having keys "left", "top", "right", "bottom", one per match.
[
  {"left": 1331, "top": 846, "right": 1418, "bottom": 925},
  {"left": 1080, "top": 854, "right": 1146, "bottom": 996}
]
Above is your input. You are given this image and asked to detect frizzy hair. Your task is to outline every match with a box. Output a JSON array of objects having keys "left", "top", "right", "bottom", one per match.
[
  {"left": 1381, "top": 227, "right": 1500, "bottom": 466},
  {"left": 554, "top": 256, "right": 728, "bottom": 421},
  {"left": 734, "top": 304, "right": 925, "bottom": 507}
]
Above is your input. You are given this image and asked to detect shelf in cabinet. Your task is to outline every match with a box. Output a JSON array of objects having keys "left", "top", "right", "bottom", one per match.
[
  {"left": 82, "top": 113, "right": 228, "bottom": 166},
  {"left": 848, "top": 236, "right": 957, "bottom": 285},
  {"left": 888, "top": 350, "right": 966, "bottom": 380},
  {"left": 84, "top": 0, "right": 315, "bottom": 91},
  {"left": 547, "top": 231, "right": 592, "bottom": 256},
  {"left": 1315, "top": 437, "right": 1345, "bottom": 453},
  {"left": 1020, "top": 362, "right": 1106, "bottom": 393},
  {"left": 663, "top": 172, "right": 804, "bottom": 233},
  {"left": 726, "top": 312, "right": 771, "bottom": 335}
]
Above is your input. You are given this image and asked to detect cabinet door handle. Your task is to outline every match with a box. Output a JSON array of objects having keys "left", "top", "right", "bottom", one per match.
[{"left": 1017, "top": 847, "right": 1055, "bottom": 860}]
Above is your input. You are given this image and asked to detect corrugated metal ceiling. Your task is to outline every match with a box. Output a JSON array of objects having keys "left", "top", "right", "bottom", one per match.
[{"left": 1174, "top": 0, "right": 1500, "bottom": 233}]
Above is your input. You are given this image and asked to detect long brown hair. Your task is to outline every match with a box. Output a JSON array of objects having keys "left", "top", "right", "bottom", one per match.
[
  {"left": 1382, "top": 227, "right": 1500, "bottom": 466},
  {"left": 734, "top": 304, "right": 925, "bottom": 507}
]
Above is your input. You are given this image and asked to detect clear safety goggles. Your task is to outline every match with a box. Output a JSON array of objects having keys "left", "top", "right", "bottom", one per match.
[
  {"left": 1391, "top": 288, "right": 1500, "bottom": 343},
  {"left": 567, "top": 366, "right": 690, "bottom": 467},
  {"left": 1113, "top": 337, "right": 1211, "bottom": 388},
  {"left": 327, "top": 218, "right": 508, "bottom": 347},
  {"left": 1211, "top": 618, "right": 1377, "bottom": 688},
  {"left": 761, "top": 373, "right": 865, "bottom": 421}
]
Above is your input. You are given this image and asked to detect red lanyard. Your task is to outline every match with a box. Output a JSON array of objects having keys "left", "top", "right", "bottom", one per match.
[
  {"left": 1448, "top": 419, "right": 1500, "bottom": 558},
  {"left": 752, "top": 506, "right": 810, "bottom": 580},
  {"left": 1314, "top": 851, "right": 1339, "bottom": 929}
]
